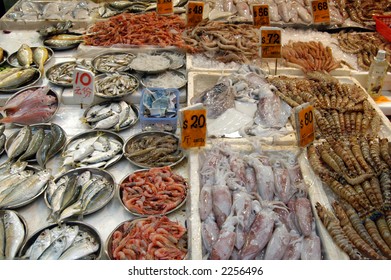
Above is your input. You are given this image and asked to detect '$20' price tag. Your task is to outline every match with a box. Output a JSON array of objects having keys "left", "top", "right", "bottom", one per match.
[
  {"left": 295, "top": 103, "right": 315, "bottom": 147},
  {"left": 181, "top": 109, "right": 207, "bottom": 149},
  {"left": 187, "top": 1, "right": 204, "bottom": 27},
  {"left": 311, "top": 0, "right": 330, "bottom": 23},
  {"left": 157, "top": 0, "right": 173, "bottom": 15},
  {"left": 72, "top": 67, "right": 95, "bottom": 105}
]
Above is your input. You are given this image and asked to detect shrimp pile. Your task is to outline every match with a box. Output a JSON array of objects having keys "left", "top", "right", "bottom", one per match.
[
  {"left": 84, "top": 12, "right": 191, "bottom": 50},
  {"left": 120, "top": 166, "right": 188, "bottom": 215},
  {"left": 282, "top": 41, "right": 342, "bottom": 73},
  {"left": 111, "top": 216, "right": 187, "bottom": 260},
  {"left": 199, "top": 142, "right": 321, "bottom": 260}
]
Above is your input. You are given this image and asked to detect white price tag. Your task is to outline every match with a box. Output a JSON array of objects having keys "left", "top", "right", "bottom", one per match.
[{"left": 72, "top": 68, "right": 94, "bottom": 105}]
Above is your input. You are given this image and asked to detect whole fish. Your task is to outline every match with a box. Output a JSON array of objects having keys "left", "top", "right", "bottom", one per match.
[
  {"left": 46, "top": 124, "right": 66, "bottom": 160},
  {"left": 0, "top": 68, "right": 36, "bottom": 89},
  {"left": 0, "top": 105, "right": 57, "bottom": 125},
  {"left": 33, "top": 47, "right": 49, "bottom": 75},
  {"left": 3, "top": 210, "right": 25, "bottom": 260},
  {"left": 0, "top": 215, "right": 5, "bottom": 259},
  {"left": 59, "top": 235, "right": 99, "bottom": 260},
  {"left": 36, "top": 132, "right": 54, "bottom": 168},
  {"left": 49, "top": 34, "right": 83, "bottom": 41},
  {"left": 7, "top": 125, "right": 32, "bottom": 161},
  {"left": 44, "top": 39, "right": 82, "bottom": 48},
  {"left": 18, "top": 128, "right": 45, "bottom": 161},
  {"left": 23, "top": 228, "right": 52, "bottom": 260},
  {"left": 0, "top": 87, "right": 50, "bottom": 112},
  {"left": 0, "top": 68, "right": 20, "bottom": 80},
  {"left": 38, "top": 235, "right": 67, "bottom": 260},
  {"left": 16, "top": 44, "right": 33, "bottom": 67}
]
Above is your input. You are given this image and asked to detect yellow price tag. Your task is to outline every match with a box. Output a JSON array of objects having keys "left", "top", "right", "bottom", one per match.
[
  {"left": 311, "top": 0, "right": 330, "bottom": 23},
  {"left": 181, "top": 109, "right": 207, "bottom": 149},
  {"left": 157, "top": 0, "right": 173, "bottom": 15},
  {"left": 260, "top": 28, "right": 281, "bottom": 58},
  {"left": 187, "top": 1, "right": 204, "bottom": 27},
  {"left": 252, "top": 4, "right": 270, "bottom": 28},
  {"left": 295, "top": 103, "right": 315, "bottom": 147}
]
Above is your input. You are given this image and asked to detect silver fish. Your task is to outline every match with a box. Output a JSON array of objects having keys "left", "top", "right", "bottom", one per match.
[
  {"left": 7, "top": 125, "right": 32, "bottom": 161},
  {"left": 24, "top": 228, "right": 52, "bottom": 260},
  {"left": 3, "top": 210, "right": 25, "bottom": 259},
  {"left": 0, "top": 215, "right": 5, "bottom": 259},
  {"left": 38, "top": 235, "right": 67, "bottom": 260},
  {"left": 59, "top": 235, "right": 99, "bottom": 260}
]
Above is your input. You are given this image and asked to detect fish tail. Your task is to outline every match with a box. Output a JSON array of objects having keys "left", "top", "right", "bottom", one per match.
[
  {"left": 0, "top": 116, "right": 12, "bottom": 123},
  {"left": 39, "top": 64, "right": 44, "bottom": 76}
]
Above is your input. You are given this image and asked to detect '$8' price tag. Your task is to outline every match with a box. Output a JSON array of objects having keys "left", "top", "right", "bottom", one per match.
[
  {"left": 295, "top": 103, "right": 315, "bottom": 147},
  {"left": 187, "top": 1, "right": 204, "bottom": 27},
  {"left": 181, "top": 109, "right": 207, "bottom": 149}
]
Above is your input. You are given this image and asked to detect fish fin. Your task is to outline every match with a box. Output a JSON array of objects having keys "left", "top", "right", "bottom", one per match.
[
  {"left": 80, "top": 117, "right": 88, "bottom": 124},
  {"left": 39, "top": 64, "right": 44, "bottom": 76}
]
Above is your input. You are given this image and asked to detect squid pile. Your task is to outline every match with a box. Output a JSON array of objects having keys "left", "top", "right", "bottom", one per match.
[
  {"left": 335, "top": 31, "right": 391, "bottom": 71},
  {"left": 110, "top": 216, "right": 187, "bottom": 260},
  {"left": 199, "top": 142, "right": 321, "bottom": 260},
  {"left": 120, "top": 166, "right": 187, "bottom": 215},
  {"left": 282, "top": 41, "right": 342, "bottom": 73}
]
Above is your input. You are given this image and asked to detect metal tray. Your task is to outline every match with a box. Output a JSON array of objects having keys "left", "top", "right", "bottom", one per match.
[
  {"left": 118, "top": 168, "right": 188, "bottom": 217},
  {"left": 5, "top": 123, "right": 66, "bottom": 163},
  {"left": 129, "top": 54, "right": 171, "bottom": 74},
  {"left": 0, "top": 49, "right": 9, "bottom": 66},
  {"left": 82, "top": 100, "right": 139, "bottom": 132},
  {"left": 94, "top": 72, "right": 139, "bottom": 99},
  {"left": 46, "top": 61, "right": 77, "bottom": 87},
  {"left": 0, "top": 68, "right": 41, "bottom": 93},
  {"left": 123, "top": 131, "right": 185, "bottom": 169},
  {"left": 18, "top": 221, "right": 103, "bottom": 260},
  {"left": 44, "top": 167, "right": 116, "bottom": 219},
  {"left": 160, "top": 51, "right": 185, "bottom": 70},
  {"left": 140, "top": 70, "right": 187, "bottom": 89},
  {"left": 3, "top": 86, "right": 60, "bottom": 125},
  {"left": 91, "top": 52, "right": 136, "bottom": 73},
  {"left": 7, "top": 47, "right": 54, "bottom": 68},
  {"left": 0, "top": 209, "right": 28, "bottom": 259}
]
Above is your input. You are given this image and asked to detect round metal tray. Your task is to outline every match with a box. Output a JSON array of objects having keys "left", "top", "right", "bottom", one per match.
[
  {"left": 46, "top": 61, "right": 77, "bottom": 87},
  {"left": 44, "top": 167, "right": 115, "bottom": 219},
  {"left": 5, "top": 123, "right": 66, "bottom": 163},
  {"left": 129, "top": 54, "right": 171, "bottom": 74},
  {"left": 82, "top": 100, "right": 139, "bottom": 131},
  {"left": 160, "top": 51, "right": 185, "bottom": 70},
  {"left": 0, "top": 209, "right": 28, "bottom": 259},
  {"left": 123, "top": 131, "right": 185, "bottom": 169},
  {"left": 18, "top": 221, "right": 102, "bottom": 260},
  {"left": 7, "top": 47, "right": 54, "bottom": 68},
  {"left": 94, "top": 72, "right": 139, "bottom": 99},
  {"left": 118, "top": 168, "right": 188, "bottom": 217},
  {"left": 140, "top": 70, "right": 187, "bottom": 89},
  {"left": 62, "top": 130, "right": 124, "bottom": 169},
  {"left": 0, "top": 68, "right": 41, "bottom": 93},
  {"left": 3, "top": 86, "right": 60, "bottom": 125},
  {"left": 0, "top": 49, "right": 9, "bottom": 66},
  {"left": 92, "top": 52, "right": 135, "bottom": 73}
]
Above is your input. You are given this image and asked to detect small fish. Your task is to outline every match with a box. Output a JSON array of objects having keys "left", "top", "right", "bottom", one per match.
[
  {"left": 3, "top": 210, "right": 25, "bottom": 260},
  {"left": 36, "top": 131, "right": 54, "bottom": 168},
  {"left": 16, "top": 44, "right": 33, "bottom": 67},
  {"left": 59, "top": 236, "right": 99, "bottom": 260},
  {"left": 18, "top": 128, "right": 45, "bottom": 161},
  {"left": 0, "top": 68, "right": 36, "bottom": 89},
  {"left": 7, "top": 125, "right": 32, "bottom": 161},
  {"left": 23, "top": 228, "right": 52, "bottom": 260},
  {"left": 46, "top": 124, "right": 66, "bottom": 160},
  {"left": 33, "top": 47, "right": 49, "bottom": 75},
  {"left": 38, "top": 235, "right": 67, "bottom": 260},
  {"left": 49, "top": 34, "right": 83, "bottom": 41},
  {"left": 0, "top": 68, "right": 21, "bottom": 81}
]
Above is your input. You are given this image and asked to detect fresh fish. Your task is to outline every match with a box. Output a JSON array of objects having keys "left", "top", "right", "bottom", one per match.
[
  {"left": 48, "top": 181, "right": 68, "bottom": 222},
  {"left": 62, "top": 225, "right": 79, "bottom": 251},
  {"left": 44, "top": 39, "right": 82, "bottom": 48},
  {"left": 0, "top": 171, "right": 33, "bottom": 194},
  {"left": 0, "top": 87, "right": 50, "bottom": 112},
  {"left": 0, "top": 215, "right": 5, "bottom": 259},
  {"left": 59, "top": 176, "right": 80, "bottom": 213},
  {"left": 49, "top": 34, "right": 83, "bottom": 41},
  {"left": 0, "top": 134, "right": 6, "bottom": 153},
  {"left": 115, "top": 100, "right": 131, "bottom": 131},
  {"left": 36, "top": 131, "right": 53, "bottom": 168},
  {"left": 16, "top": 44, "right": 33, "bottom": 67},
  {"left": 38, "top": 235, "right": 67, "bottom": 260},
  {"left": 3, "top": 210, "right": 25, "bottom": 260},
  {"left": 18, "top": 128, "right": 44, "bottom": 161},
  {"left": 0, "top": 68, "right": 36, "bottom": 89},
  {"left": 46, "top": 124, "right": 66, "bottom": 160},
  {"left": 7, "top": 125, "right": 32, "bottom": 161},
  {"left": 0, "top": 68, "right": 20, "bottom": 81},
  {"left": 33, "top": 47, "right": 49, "bottom": 75},
  {"left": 93, "top": 52, "right": 135, "bottom": 73},
  {"left": 59, "top": 236, "right": 99, "bottom": 260},
  {"left": 23, "top": 228, "right": 52, "bottom": 260},
  {"left": 0, "top": 47, "right": 3, "bottom": 62},
  {"left": 0, "top": 105, "right": 57, "bottom": 124}
]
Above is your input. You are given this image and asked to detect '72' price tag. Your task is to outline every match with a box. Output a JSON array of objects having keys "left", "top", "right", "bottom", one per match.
[
  {"left": 157, "top": 0, "right": 173, "bottom": 15},
  {"left": 260, "top": 27, "right": 282, "bottom": 59},
  {"left": 73, "top": 68, "right": 94, "bottom": 105},
  {"left": 252, "top": 4, "right": 270, "bottom": 28},
  {"left": 181, "top": 109, "right": 207, "bottom": 149},
  {"left": 295, "top": 103, "right": 315, "bottom": 147},
  {"left": 311, "top": 0, "right": 330, "bottom": 23},
  {"left": 187, "top": 1, "right": 204, "bottom": 27}
]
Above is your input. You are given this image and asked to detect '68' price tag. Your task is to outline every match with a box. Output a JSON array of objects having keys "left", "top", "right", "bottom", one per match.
[
  {"left": 73, "top": 68, "right": 94, "bottom": 105},
  {"left": 187, "top": 1, "right": 204, "bottom": 27},
  {"left": 311, "top": 0, "right": 330, "bottom": 23},
  {"left": 252, "top": 4, "right": 270, "bottom": 28},
  {"left": 259, "top": 27, "right": 282, "bottom": 59},
  {"left": 181, "top": 108, "right": 207, "bottom": 149},
  {"left": 157, "top": 0, "right": 173, "bottom": 15},
  {"left": 295, "top": 103, "right": 315, "bottom": 147}
]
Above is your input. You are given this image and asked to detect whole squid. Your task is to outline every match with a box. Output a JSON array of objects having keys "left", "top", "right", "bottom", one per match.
[{"left": 210, "top": 215, "right": 238, "bottom": 260}]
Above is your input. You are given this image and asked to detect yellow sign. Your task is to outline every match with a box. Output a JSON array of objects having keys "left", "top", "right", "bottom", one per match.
[
  {"left": 311, "top": 0, "right": 330, "bottom": 23},
  {"left": 157, "top": 0, "right": 173, "bottom": 15},
  {"left": 187, "top": 1, "right": 204, "bottom": 27},
  {"left": 260, "top": 28, "right": 281, "bottom": 58},
  {"left": 295, "top": 104, "right": 315, "bottom": 147},
  {"left": 252, "top": 4, "right": 270, "bottom": 28},
  {"left": 181, "top": 109, "right": 207, "bottom": 149}
]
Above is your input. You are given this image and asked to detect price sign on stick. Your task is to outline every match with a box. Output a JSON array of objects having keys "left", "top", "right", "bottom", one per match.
[
  {"left": 311, "top": 0, "right": 330, "bottom": 24},
  {"left": 295, "top": 103, "right": 315, "bottom": 147},
  {"left": 157, "top": 0, "right": 173, "bottom": 15},
  {"left": 73, "top": 68, "right": 94, "bottom": 105},
  {"left": 260, "top": 27, "right": 282, "bottom": 59},
  {"left": 187, "top": 1, "right": 204, "bottom": 27},
  {"left": 252, "top": 4, "right": 270, "bottom": 28},
  {"left": 181, "top": 109, "right": 207, "bottom": 149}
]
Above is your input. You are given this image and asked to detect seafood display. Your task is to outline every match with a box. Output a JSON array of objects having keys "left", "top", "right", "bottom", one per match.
[
  {"left": 82, "top": 101, "right": 138, "bottom": 131},
  {"left": 119, "top": 166, "right": 188, "bottom": 216},
  {"left": 92, "top": 52, "right": 135, "bottom": 73},
  {"left": 0, "top": 68, "right": 40, "bottom": 92},
  {"left": 43, "top": 34, "right": 84, "bottom": 50},
  {"left": 46, "top": 168, "right": 115, "bottom": 223},
  {"left": 141, "top": 70, "right": 187, "bottom": 89},
  {"left": 20, "top": 222, "right": 101, "bottom": 260},
  {"left": 8, "top": 45, "right": 53, "bottom": 68},
  {"left": 129, "top": 53, "right": 171, "bottom": 73},
  {"left": 124, "top": 132, "right": 184, "bottom": 168},
  {"left": 0, "top": 162, "right": 51, "bottom": 209},
  {"left": 0, "top": 124, "right": 6, "bottom": 156},
  {"left": 38, "top": 21, "right": 74, "bottom": 37},
  {"left": 94, "top": 73, "right": 139, "bottom": 99},
  {"left": 107, "top": 216, "right": 187, "bottom": 260},
  {"left": 160, "top": 51, "right": 185, "bottom": 70},
  {"left": 282, "top": 41, "right": 343, "bottom": 73},
  {"left": 0, "top": 86, "right": 58, "bottom": 125},
  {"left": 84, "top": 12, "right": 190, "bottom": 49},
  {"left": 198, "top": 142, "right": 321, "bottom": 260},
  {"left": 62, "top": 131, "right": 123, "bottom": 169},
  {"left": 46, "top": 61, "right": 77, "bottom": 87},
  {"left": 5, "top": 124, "right": 66, "bottom": 167},
  {"left": 0, "top": 210, "right": 26, "bottom": 260}
]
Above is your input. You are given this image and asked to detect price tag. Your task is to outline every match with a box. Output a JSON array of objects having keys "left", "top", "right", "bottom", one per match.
[
  {"left": 187, "top": 1, "right": 204, "bottom": 27},
  {"left": 295, "top": 103, "right": 315, "bottom": 147},
  {"left": 72, "top": 68, "right": 94, "bottom": 105},
  {"left": 311, "top": 0, "right": 330, "bottom": 24},
  {"left": 157, "top": 0, "right": 173, "bottom": 15},
  {"left": 252, "top": 4, "right": 270, "bottom": 28},
  {"left": 259, "top": 27, "right": 282, "bottom": 59},
  {"left": 181, "top": 109, "right": 207, "bottom": 149}
]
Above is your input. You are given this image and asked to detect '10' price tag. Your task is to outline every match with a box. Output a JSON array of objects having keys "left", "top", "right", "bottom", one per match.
[
  {"left": 73, "top": 68, "right": 95, "bottom": 105},
  {"left": 181, "top": 109, "right": 207, "bottom": 149},
  {"left": 187, "top": 1, "right": 204, "bottom": 27},
  {"left": 157, "top": 0, "right": 173, "bottom": 15},
  {"left": 295, "top": 103, "right": 315, "bottom": 147},
  {"left": 252, "top": 4, "right": 270, "bottom": 28},
  {"left": 311, "top": 0, "right": 330, "bottom": 23},
  {"left": 260, "top": 27, "right": 282, "bottom": 59}
]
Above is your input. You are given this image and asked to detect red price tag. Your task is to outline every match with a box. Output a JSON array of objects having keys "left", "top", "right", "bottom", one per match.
[
  {"left": 311, "top": 0, "right": 330, "bottom": 24},
  {"left": 157, "top": 0, "right": 173, "bottom": 15},
  {"left": 72, "top": 68, "right": 94, "bottom": 105},
  {"left": 252, "top": 4, "right": 270, "bottom": 28},
  {"left": 187, "top": 1, "right": 204, "bottom": 27},
  {"left": 260, "top": 28, "right": 281, "bottom": 58},
  {"left": 295, "top": 103, "right": 315, "bottom": 147},
  {"left": 181, "top": 109, "right": 207, "bottom": 149}
]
